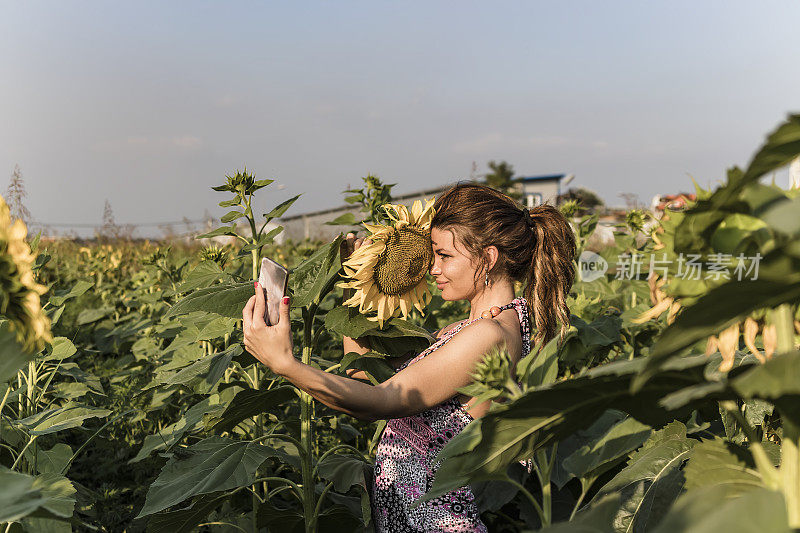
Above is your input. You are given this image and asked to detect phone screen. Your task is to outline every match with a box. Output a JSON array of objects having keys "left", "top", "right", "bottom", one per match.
[{"left": 258, "top": 257, "right": 289, "bottom": 325}]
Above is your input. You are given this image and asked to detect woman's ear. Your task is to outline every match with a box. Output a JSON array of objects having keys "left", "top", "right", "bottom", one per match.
[{"left": 486, "top": 245, "right": 499, "bottom": 272}]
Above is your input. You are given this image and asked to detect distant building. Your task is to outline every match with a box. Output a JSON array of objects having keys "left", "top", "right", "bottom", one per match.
[{"left": 277, "top": 174, "right": 570, "bottom": 243}]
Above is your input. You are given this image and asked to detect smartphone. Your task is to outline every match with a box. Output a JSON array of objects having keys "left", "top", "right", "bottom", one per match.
[{"left": 258, "top": 257, "right": 289, "bottom": 325}]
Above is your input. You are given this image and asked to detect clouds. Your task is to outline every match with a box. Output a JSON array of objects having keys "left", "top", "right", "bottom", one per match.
[{"left": 92, "top": 135, "right": 203, "bottom": 153}]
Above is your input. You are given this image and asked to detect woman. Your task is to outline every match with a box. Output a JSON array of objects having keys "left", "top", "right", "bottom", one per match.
[{"left": 242, "top": 183, "right": 576, "bottom": 532}]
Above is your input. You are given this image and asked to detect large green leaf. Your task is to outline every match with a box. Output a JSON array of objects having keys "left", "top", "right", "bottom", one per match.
[
  {"left": 0, "top": 469, "right": 75, "bottom": 523},
  {"left": 175, "top": 261, "right": 227, "bottom": 293},
  {"left": 730, "top": 350, "right": 800, "bottom": 429},
  {"left": 145, "top": 494, "right": 227, "bottom": 533},
  {"left": 682, "top": 439, "right": 763, "bottom": 498},
  {"left": 594, "top": 422, "right": 695, "bottom": 533},
  {"left": 527, "top": 494, "right": 620, "bottom": 533},
  {"left": 16, "top": 404, "right": 111, "bottom": 436},
  {"left": 47, "top": 280, "right": 93, "bottom": 307},
  {"left": 41, "top": 337, "right": 77, "bottom": 362},
  {"left": 651, "top": 486, "right": 790, "bottom": 533},
  {"left": 563, "top": 417, "right": 651, "bottom": 481},
  {"left": 130, "top": 395, "right": 227, "bottom": 463},
  {"left": 419, "top": 356, "right": 709, "bottom": 504},
  {"left": 316, "top": 454, "right": 371, "bottom": 493},
  {"left": 760, "top": 194, "right": 800, "bottom": 238},
  {"left": 325, "top": 305, "right": 434, "bottom": 341},
  {"left": 211, "top": 386, "right": 297, "bottom": 434},
  {"left": 290, "top": 236, "right": 343, "bottom": 308},
  {"left": 137, "top": 436, "right": 279, "bottom": 517},
  {"left": 741, "top": 114, "right": 800, "bottom": 186},
  {"left": 24, "top": 443, "right": 72, "bottom": 475},
  {"left": 516, "top": 334, "right": 562, "bottom": 389},
  {"left": 0, "top": 321, "right": 33, "bottom": 382},
  {"left": 145, "top": 345, "right": 240, "bottom": 393},
  {"left": 165, "top": 282, "right": 254, "bottom": 319}
]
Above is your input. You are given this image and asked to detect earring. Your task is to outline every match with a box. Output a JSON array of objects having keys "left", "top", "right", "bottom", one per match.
[{"left": 485, "top": 270, "right": 489, "bottom": 286}]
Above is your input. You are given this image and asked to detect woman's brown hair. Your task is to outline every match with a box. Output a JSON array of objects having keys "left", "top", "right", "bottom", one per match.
[{"left": 431, "top": 182, "right": 576, "bottom": 352}]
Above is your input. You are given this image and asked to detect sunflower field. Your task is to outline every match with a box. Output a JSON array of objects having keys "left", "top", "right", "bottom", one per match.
[{"left": 2, "top": 115, "right": 800, "bottom": 533}]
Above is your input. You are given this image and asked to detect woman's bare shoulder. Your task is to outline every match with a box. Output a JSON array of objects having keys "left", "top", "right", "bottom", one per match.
[{"left": 435, "top": 319, "right": 467, "bottom": 339}]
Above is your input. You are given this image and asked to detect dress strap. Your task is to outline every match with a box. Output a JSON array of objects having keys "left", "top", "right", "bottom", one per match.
[{"left": 398, "top": 297, "right": 531, "bottom": 371}]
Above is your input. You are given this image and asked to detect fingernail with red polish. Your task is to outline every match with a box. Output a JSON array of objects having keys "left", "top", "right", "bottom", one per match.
[
  {"left": 254, "top": 281, "right": 258, "bottom": 289},
  {"left": 282, "top": 296, "right": 290, "bottom": 304}
]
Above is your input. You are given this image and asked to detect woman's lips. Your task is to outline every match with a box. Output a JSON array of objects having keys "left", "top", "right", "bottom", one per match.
[{"left": 436, "top": 281, "right": 447, "bottom": 289}]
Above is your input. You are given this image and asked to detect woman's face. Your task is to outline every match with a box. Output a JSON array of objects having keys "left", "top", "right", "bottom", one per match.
[{"left": 429, "top": 227, "right": 482, "bottom": 301}]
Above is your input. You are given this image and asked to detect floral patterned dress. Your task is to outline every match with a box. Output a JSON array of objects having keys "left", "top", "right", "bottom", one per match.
[{"left": 372, "top": 297, "right": 532, "bottom": 533}]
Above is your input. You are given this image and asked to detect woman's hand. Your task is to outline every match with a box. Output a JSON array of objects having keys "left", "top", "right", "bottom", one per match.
[
  {"left": 242, "top": 282, "right": 295, "bottom": 376},
  {"left": 340, "top": 232, "right": 372, "bottom": 264}
]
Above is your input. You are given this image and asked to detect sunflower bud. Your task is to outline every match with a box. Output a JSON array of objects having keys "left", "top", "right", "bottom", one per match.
[
  {"left": 199, "top": 245, "right": 229, "bottom": 268},
  {"left": 226, "top": 170, "right": 257, "bottom": 196},
  {"left": 560, "top": 200, "right": 580, "bottom": 219},
  {"left": 470, "top": 344, "right": 521, "bottom": 399},
  {"left": 625, "top": 209, "right": 649, "bottom": 234}
]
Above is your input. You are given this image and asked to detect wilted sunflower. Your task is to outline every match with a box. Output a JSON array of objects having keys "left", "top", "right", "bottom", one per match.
[
  {"left": 0, "top": 195, "right": 52, "bottom": 352},
  {"left": 338, "top": 199, "right": 436, "bottom": 328}
]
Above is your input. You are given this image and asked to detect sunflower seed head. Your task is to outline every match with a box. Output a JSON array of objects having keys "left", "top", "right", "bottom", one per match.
[{"left": 373, "top": 227, "right": 433, "bottom": 296}]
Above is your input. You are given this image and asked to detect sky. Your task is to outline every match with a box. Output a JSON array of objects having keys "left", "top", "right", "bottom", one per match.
[{"left": 2, "top": 1, "right": 799, "bottom": 238}]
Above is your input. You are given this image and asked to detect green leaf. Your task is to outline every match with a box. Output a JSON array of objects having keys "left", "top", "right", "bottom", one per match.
[
  {"left": 324, "top": 212, "right": 359, "bottom": 226},
  {"left": 651, "top": 486, "right": 790, "bottom": 533},
  {"left": 290, "top": 236, "right": 343, "bottom": 308},
  {"left": 316, "top": 454, "right": 370, "bottom": 493},
  {"left": 563, "top": 417, "right": 651, "bottom": 481},
  {"left": 419, "top": 357, "right": 708, "bottom": 505},
  {"left": 730, "top": 350, "right": 800, "bottom": 429},
  {"left": 220, "top": 210, "right": 245, "bottom": 223},
  {"left": 137, "top": 436, "right": 279, "bottom": 517},
  {"left": 195, "top": 225, "right": 238, "bottom": 240},
  {"left": 741, "top": 114, "right": 800, "bottom": 185},
  {"left": 0, "top": 470, "right": 75, "bottom": 523},
  {"left": 16, "top": 404, "right": 111, "bottom": 436},
  {"left": 760, "top": 195, "right": 800, "bottom": 238},
  {"left": 41, "top": 338, "right": 77, "bottom": 362},
  {"left": 516, "top": 334, "right": 560, "bottom": 389},
  {"left": 176, "top": 262, "right": 226, "bottom": 293},
  {"left": 594, "top": 421, "right": 695, "bottom": 533},
  {"left": 530, "top": 494, "right": 619, "bottom": 533},
  {"left": 682, "top": 439, "right": 763, "bottom": 498},
  {"left": 211, "top": 386, "right": 297, "bottom": 434},
  {"left": 0, "top": 321, "right": 34, "bottom": 382},
  {"left": 264, "top": 194, "right": 301, "bottom": 221},
  {"left": 48, "top": 280, "right": 93, "bottom": 307},
  {"left": 75, "top": 306, "right": 114, "bottom": 325},
  {"left": 130, "top": 396, "right": 227, "bottom": 463},
  {"left": 145, "top": 494, "right": 227, "bottom": 533},
  {"left": 24, "top": 444, "right": 72, "bottom": 475},
  {"left": 325, "top": 306, "right": 434, "bottom": 342},
  {"left": 165, "top": 282, "right": 254, "bottom": 319},
  {"left": 145, "top": 345, "right": 240, "bottom": 393}
]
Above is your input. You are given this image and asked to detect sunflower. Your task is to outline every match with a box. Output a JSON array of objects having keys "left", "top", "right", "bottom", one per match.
[
  {"left": 0, "top": 194, "right": 52, "bottom": 352},
  {"left": 338, "top": 198, "right": 436, "bottom": 328}
]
